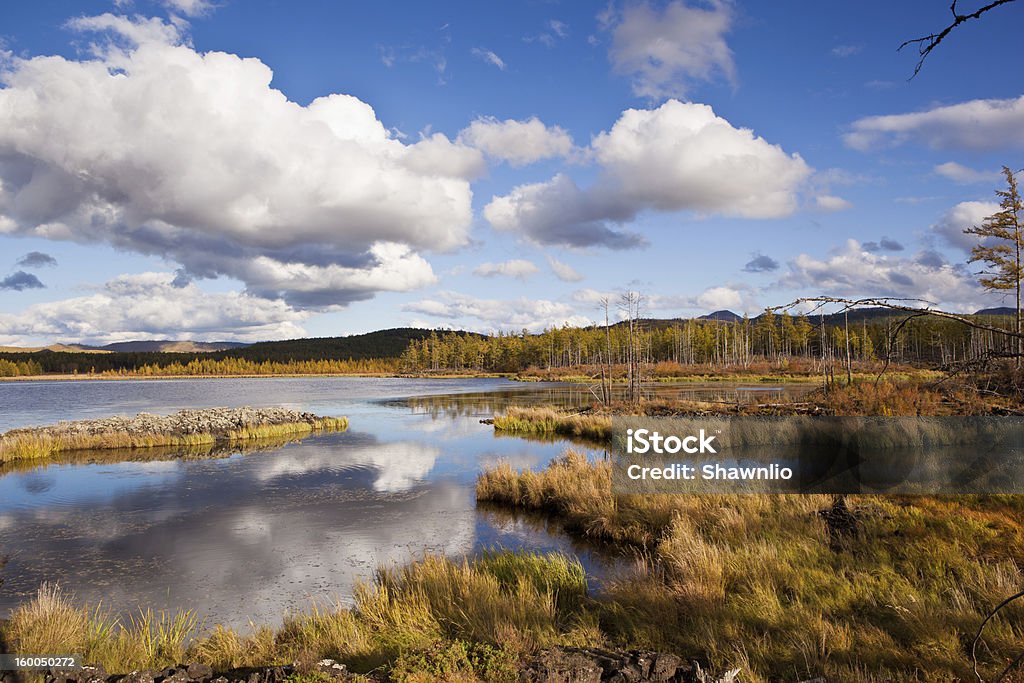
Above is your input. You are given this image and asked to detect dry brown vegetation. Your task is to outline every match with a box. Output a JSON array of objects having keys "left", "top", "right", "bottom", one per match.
[
  {"left": 2, "top": 551, "right": 592, "bottom": 682},
  {"left": 477, "top": 451, "right": 1024, "bottom": 681}
]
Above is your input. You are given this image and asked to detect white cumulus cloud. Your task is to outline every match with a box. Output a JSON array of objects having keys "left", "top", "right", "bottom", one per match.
[
  {"left": 0, "top": 272, "right": 308, "bottom": 345},
  {"left": 932, "top": 200, "right": 1001, "bottom": 251},
  {"left": 778, "top": 240, "right": 982, "bottom": 311},
  {"left": 607, "top": 0, "right": 735, "bottom": 99},
  {"left": 0, "top": 15, "right": 477, "bottom": 309},
  {"left": 484, "top": 100, "right": 811, "bottom": 248},
  {"left": 845, "top": 96, "right": 1024, "bottom": 151},
  {"left": 458, "top": 116, "right": 573, "bottom": 166}
]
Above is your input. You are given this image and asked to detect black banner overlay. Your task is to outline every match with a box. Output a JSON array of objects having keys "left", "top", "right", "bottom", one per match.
[{"left": 611, "top": 417, "right": 1024, "bottom": 494}]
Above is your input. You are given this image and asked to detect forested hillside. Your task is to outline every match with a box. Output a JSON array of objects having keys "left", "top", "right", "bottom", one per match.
[{"left": 0, "top": 314, "right": 1019, "bottom": 377}]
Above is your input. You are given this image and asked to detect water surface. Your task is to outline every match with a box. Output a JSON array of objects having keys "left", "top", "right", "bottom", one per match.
[{"left": 0, "top": 377, "right": 806, "bottom": 628}]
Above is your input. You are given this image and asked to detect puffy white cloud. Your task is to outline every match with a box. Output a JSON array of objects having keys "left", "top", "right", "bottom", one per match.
[
  {"left": 66, "top": 13, "right": 184, "bottom": 47},
  {"left": 934, "top": 162, "right": 1002, "bottom": 184},
  {"left": 471, "top": 47, "right": 506, "bottom": 70},
  {"left": 403, "top": 292, "right": 592, "bottom": 332},
  {"left": 778, "top": 240, "right": 981, "bottom": 311},
  {"left": 932, "top": 200, "right": 1001, "bottom": 251},
  {"left": 815, "top": 195, "right": 853, "bottom": 212},
  {"left": 695, "top": 285, "right": 744, "bottom": 311},
  {"left": 546, "top": 256, "right": 584, "bottom": 282},
  {"left": 607, "top": 0, "right": 735, "bottom": 99},
  {"left": 484, "top": 100, "right": 811, "bottom": 248},
  {"left": 591, "top": 102, "right": 811, "bottom": 217},
  {"left": 472, "top": 259, "right": 539, "bottom": 279},
  {"left": 458, "top": 116, "right": 573, "bottom": 166},
  {"left": 845, "top": 96, "right": 1024, "bottom": 151},
  {"left": 0, "top": 272, "right": 307, "bottom": 344},
  {"left": 0, "top": 15, "right": 476, "bottom": 308},
  {"left": 484, "top": 174, "right": 646, "bottom": 249}
]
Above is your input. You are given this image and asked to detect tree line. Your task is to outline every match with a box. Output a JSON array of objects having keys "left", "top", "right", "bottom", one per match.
[{"left": 396, "top": 312, "right": 1020, "bottom": 374}]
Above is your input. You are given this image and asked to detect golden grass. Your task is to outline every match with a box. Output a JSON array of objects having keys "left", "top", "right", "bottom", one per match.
[
  {"left": 0, "top": 416, "right": 348, "bottom": 464},
  {"left": 4, "top": 584, "right": 199, "bottom": 672},
  {"left": 478, "top": 452, "right": 1024, "bottom": 681},
  {"left": 492, "top": 407, "right": 611, "bottom": 441},
  {"left": 1, "top": 550, "right": 592, "bottom": 681}
]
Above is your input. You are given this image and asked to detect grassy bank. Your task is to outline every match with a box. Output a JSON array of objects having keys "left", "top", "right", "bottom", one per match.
[
  {"left": 2, "top": 551, "right": 595, "bottom": 682},
  {"left": 0, "top": 409, "right": 348, "bottom": 464},
  {"left": 477, "top": 452, "right": 1024, "bottom": 681}
]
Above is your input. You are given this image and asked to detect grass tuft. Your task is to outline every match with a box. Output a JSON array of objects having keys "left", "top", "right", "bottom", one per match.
[{"left": 492, "top": 407, "right": 611, "bottom": 441}]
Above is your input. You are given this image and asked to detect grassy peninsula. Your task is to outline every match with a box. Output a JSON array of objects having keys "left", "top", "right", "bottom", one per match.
[{"left": 0, "top": 407, "right": 348, "bottom": 465}]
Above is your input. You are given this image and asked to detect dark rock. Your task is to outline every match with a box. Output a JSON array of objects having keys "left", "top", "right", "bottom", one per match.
[
  {"left": 79, "top": 666, "right": 109, "bottom": 683},
  {"left": 155, "top": 669, "right": 189, "bottom": 683},
  {"left": 650, "top": 654, "right": 684, "bottom": 681},
  {"left": 521, "top": 648, "right": 604, "bottom": 682},
  {"left": 185, "top": 664, "right": 212, "bottom": 681},
  {"left": 117, "top": 670, "right": 156, "bottom": 683}
]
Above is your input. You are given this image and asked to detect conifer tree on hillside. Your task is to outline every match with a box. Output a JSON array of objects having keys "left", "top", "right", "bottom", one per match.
[{"left": 965, "top": 166, "right": 1024, "bottom": 366}]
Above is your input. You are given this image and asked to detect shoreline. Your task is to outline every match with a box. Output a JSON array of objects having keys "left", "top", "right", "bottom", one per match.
[
  {"left": 0, "top": 371, "right": 516, "bottom": 382},
  {"left": 0, "top": 371, "right": 840, "bottom": 384}
]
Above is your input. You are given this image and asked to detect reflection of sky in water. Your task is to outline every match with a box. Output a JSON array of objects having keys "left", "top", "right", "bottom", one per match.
[{"left": 0, "top": 377, "right": 796, "bottom": 628}]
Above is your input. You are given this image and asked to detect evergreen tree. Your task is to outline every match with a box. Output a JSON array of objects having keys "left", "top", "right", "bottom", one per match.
[{"left": 965, "top": 166, "right": 1024, "bottom": 364}]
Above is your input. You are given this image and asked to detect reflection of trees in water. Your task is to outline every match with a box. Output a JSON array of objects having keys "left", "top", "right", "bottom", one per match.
[
  {"left": 491, "top": 428, "right": 610, "bottom": 453},
  {"left": 397, "top": 383, "right": 813, "bottom": 421}
]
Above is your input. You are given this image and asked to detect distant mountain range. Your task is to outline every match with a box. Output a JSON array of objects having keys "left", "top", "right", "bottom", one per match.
[
  {"left": 0, "top": 340, "right": 248, "bottom": 354},
  {"left": 699, "top": 310, "right": 743, "bottom": 322}
]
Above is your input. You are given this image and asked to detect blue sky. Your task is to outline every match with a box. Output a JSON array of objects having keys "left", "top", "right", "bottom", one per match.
[{"left": 0, "top": 0, "right": 1022, "bottom": 344}]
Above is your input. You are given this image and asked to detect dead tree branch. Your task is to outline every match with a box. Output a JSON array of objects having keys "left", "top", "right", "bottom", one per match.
[
  {"left": 770, "top": 296, "right": 1024, "bottom": 383},
  {"left": 900, "top": 0, "right": 1019, "bottom": 77},
  {"left": 972, "top": 587, "right": 1024, "bottom": 681}
]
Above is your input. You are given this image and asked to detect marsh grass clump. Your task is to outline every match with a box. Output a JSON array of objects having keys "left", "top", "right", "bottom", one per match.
[
  {"left": 492, "top": 407, "right": 611, "bottom": 441},
  {"left": 477, "top": 454, "right": 1024, "bottom": 681},
  {"left": 2, "top": 552, "right": 595, "bottom": 680},
  {"left": 0, "top": 409, "right": 348, "bottom": 464},
  {"left": 4, "top": 584, "right": 199, "bottom": 673}
]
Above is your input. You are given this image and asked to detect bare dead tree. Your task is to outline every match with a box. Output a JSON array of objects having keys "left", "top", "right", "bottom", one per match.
[
  {"left": 900, "top": 0, "right": 1019, "bottom": 77},
  {"left": 770, "top": 296, "right": 1024, "bottom": 384}
]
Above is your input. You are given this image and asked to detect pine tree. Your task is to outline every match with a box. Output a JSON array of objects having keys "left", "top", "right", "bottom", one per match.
[{"left": 965, "top": 166, "right": 1024, "bottom": 365}]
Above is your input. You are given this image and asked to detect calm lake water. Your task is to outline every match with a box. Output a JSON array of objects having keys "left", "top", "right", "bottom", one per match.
[{"left": 0, "top": 377, "right": 805, "bottom": 628}]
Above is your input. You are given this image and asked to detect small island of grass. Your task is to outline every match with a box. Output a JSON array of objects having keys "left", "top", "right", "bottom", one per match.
[{"left": 0, "top": 406, "right": 349, "bottom": 465}]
